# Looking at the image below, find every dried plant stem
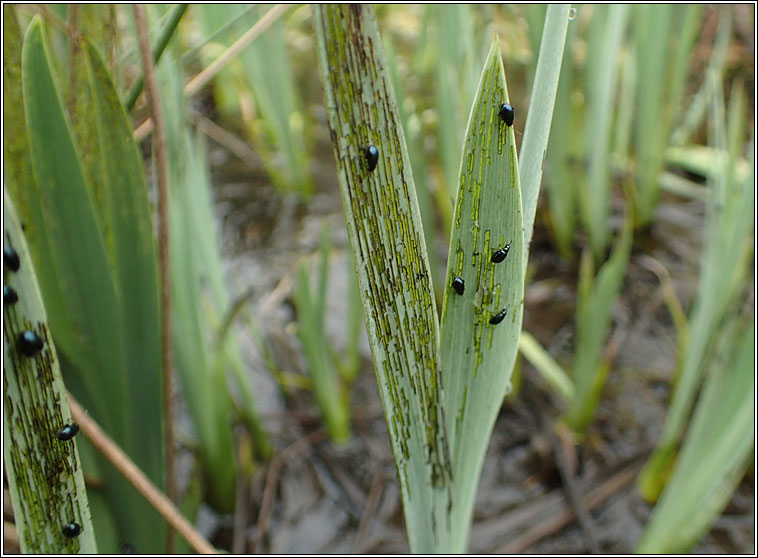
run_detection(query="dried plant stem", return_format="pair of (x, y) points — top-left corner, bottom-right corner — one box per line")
(253, 429), (327, 552)
(185, 3), (289, 97)
(134, 4), (291, 142)
(189, 107), (259, 168)
(125, 4), (189, 111)
(132, 4), (175, 553)
(67, 394), (218, 555)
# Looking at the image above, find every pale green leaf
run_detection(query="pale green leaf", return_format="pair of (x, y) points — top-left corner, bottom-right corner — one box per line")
(158, 41), (237, 510)
(581, 4), (628, 258)
(637, 320), (754, 552)
(640, 79), (754, 500)
(295, 227), (351, 443)
(633, 4), (673, 224)
(3, 190), (97, 554)
(518, 331), (574, 401)
(521, 4), (571, 256)
(563, 217), (632, 433)
(439, 37), (525, 551)
(543, 6), (580, 258)
(315, 5), (452, 552)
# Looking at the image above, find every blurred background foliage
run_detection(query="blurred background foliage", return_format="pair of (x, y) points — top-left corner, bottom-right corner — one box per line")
(3, 3), (754, 554)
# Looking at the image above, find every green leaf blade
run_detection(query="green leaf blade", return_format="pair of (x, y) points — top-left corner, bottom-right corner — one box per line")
(637, 321), (755, 553)
(22, 15), (127, 439)
(21, 16), (167, 550)
(315, 5), (452, 552)
(563, 218), (632, 433)
(521, 4), (571, 255)
(79, 37), (164, 492)
(439, 37), (525, 551)
(3, 190), (98, 554)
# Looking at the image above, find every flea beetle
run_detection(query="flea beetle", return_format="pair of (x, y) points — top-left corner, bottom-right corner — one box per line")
(4, 246), (20, 272)
(452, 276), (465, 295)
(18, 330), (44, 356)
(56, 423), (80, 442)
(62, 522), (81, 538)
(365, 145), (379, 172)
(491, 244), (510, 263)
(489, 308), (507, 325)
(4, 285), (19, 306)
(499, 103), (515, 127)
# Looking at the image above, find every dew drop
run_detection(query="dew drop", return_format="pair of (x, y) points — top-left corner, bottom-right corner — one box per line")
(568, 7), (577, 20)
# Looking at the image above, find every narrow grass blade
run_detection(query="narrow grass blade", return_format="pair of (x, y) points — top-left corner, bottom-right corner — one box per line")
(294, 226), (351, 443)
(3, 6), (65, 361)
(612, 44), (637, 163)
(563, 216), (633, 434)
(543, 8), (580, 258)
(520, 4), (571, 258)
(666, 5), (705, 128)
(639, 80), (754, 500)
(233, 4), (311, 194)
(637, 320), (755, 553)
(158, 42), (238, 511)
(167, 134), (237, 512)
(632, 4), (673, 225)
(408, 6), (455, 238)
(125, 3), (188, 110)
(671, 10), (731, 147)
(192, 124), (271, 461)
(315, 5), (452, 552)
(3, 190), (97, 554)
(439, 38), (525, 551)
(581, 5), (628, 259)
(523, 5), (548, 64)
(518, 331), (574, 401)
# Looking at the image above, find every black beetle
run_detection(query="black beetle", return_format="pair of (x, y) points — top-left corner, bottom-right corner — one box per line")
(452, 276), (465, 295)
(499, 103), (515, 127)
(489, 308), (507, 325)
(4, 285), (19, 306)
(56, 423), (80, 442)
(491, 244), (510, 263)
(17, 330), (44, 356)
(62, 522), (81, 538)
(4, 246), (20, 272)
(365, 145), (379, 172)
